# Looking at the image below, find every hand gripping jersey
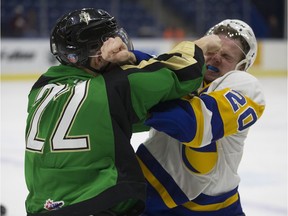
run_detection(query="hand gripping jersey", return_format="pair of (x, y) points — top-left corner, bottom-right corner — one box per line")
(137, 71), (265, 216)
(25, 41), (205, 215)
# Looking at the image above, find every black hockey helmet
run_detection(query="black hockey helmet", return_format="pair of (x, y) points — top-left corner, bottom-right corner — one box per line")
(50, 8), (133, 67)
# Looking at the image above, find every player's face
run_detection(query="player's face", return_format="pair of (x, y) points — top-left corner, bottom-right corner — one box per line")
(204, 35), (244, 84)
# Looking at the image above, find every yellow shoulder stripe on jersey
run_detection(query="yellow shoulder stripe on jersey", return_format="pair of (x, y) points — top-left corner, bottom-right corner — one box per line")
(182, 192), (239, 211)
(208, 88), (265, 136)
(182, 88), (265, 148)
(136, 156), (177, 208)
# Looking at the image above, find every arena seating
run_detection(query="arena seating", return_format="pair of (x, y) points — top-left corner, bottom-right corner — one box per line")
(0, 0), (271, 38)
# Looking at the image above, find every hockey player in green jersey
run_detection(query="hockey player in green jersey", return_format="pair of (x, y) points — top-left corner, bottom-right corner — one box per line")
(24, 8), (221, 216)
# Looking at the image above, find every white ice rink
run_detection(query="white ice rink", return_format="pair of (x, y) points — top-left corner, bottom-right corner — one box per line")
(1, 77), (287, 216)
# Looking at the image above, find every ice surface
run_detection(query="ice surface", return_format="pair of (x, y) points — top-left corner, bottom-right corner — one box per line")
(1, 77), (287, 215)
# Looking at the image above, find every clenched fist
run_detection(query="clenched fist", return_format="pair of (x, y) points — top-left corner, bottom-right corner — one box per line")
(194, 34), (222, 54)
(100, 37), (136, 65)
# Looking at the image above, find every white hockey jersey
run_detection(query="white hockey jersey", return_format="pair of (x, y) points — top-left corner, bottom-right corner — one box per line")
(136, 70), (265, 210)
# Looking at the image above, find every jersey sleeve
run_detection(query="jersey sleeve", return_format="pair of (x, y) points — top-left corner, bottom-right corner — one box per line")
(131, 50), (154, 64)
(125, 41), (206, 124)
(145, 71), (266, 147)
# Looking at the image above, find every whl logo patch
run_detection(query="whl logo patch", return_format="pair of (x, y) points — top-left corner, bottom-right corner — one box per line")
(44, 199), (64, 211)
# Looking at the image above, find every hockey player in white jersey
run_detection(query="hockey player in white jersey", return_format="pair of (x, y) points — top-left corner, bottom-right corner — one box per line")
(135, 19), (266, 216)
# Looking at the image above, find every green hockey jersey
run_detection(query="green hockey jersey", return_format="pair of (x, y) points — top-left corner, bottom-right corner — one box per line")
(25, 41), (205, 215)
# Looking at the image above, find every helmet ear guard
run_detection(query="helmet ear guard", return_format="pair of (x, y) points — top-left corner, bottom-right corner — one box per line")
(206, 19), (257, 71)
(50, 8), (133, 68)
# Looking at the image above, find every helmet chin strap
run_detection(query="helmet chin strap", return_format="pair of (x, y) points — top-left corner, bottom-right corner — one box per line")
(235, 59), (248, 71)
(67, 55), (111, 75)
(83, 59), (111, 75)
(84, 64), (102, 74)
(223, 35), (249, 71)
(67, 61), (102, 75)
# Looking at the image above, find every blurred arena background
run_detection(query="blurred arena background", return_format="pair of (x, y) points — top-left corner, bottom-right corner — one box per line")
(1, 0), (287, 38)
(1, 0), (287, 215)
(1, 0), (287, 79)
(1, 0), (287, 80)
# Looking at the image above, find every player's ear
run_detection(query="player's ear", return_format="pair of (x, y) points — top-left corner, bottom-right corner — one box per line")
(90, 56), (103, 69)
(90, 56), (110, 71)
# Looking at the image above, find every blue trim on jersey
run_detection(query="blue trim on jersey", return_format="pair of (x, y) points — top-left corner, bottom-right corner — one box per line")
(193, 187), (238, 205)
(176, 99), (197, 141)
(142, 182), (175, 216)
(137, 144), (189, 205)
(238, 107), (258, 130)
(145, 95), (225, 143)
(142, 184), (244, 216)
(181, 142), (217, 174)
(171, 201), (243, 216)
(181, 146), (200, 173)
(145, 99), (197, 142)
(189, 142), (217, 152)
(131, 50), (153, 64)
(200, 94), (224, 141)
(199, 85), (209, 94)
